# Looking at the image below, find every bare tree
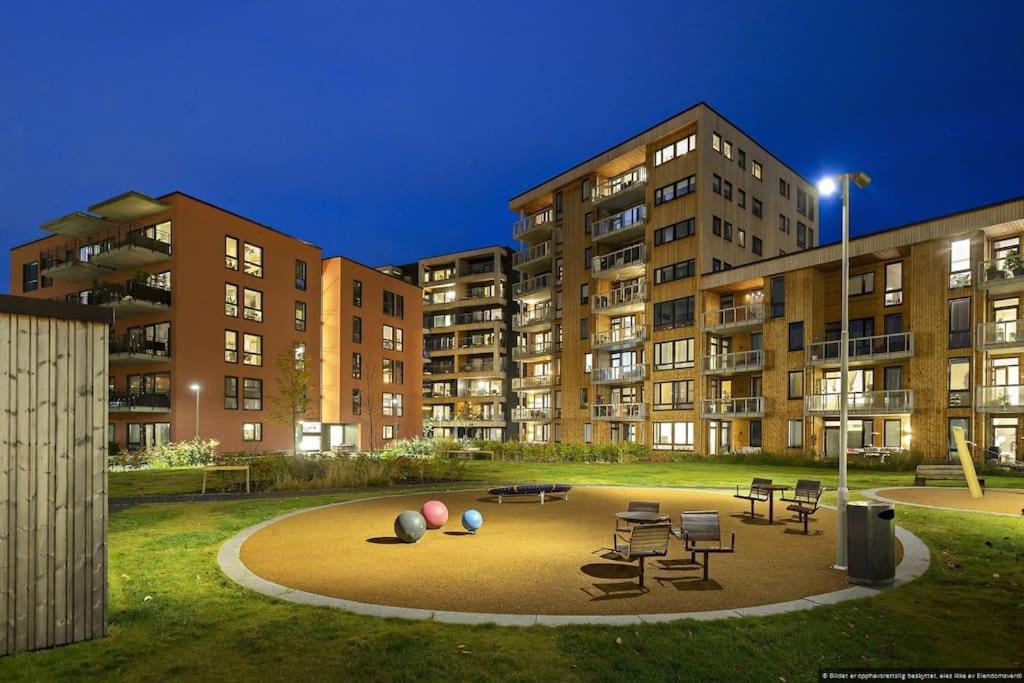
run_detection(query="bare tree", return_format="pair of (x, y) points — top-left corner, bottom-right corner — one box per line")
(362, 361), (383, 454)
(268, 341), (312, 454)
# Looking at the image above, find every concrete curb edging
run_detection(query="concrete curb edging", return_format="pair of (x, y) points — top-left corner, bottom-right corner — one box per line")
(863, 487), (1024, 518)
(217, 487), (931, 627)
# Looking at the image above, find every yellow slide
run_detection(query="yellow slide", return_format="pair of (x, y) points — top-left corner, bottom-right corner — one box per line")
(952, 426), (984, 499)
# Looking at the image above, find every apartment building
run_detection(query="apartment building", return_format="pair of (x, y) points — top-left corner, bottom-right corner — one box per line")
(400, 246), (516, 441)
(10, 191), (321, 452)
(510, 102), (818, 446)
(321, 256), (423, 450)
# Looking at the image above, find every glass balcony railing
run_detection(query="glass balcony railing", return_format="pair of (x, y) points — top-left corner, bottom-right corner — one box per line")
(512, 208), (554, 240)
(805, 332), (914, 366)
(512, 305), (553, 329)
(976, 385), (1024, 412)
(701, 349), (764, 375)
(513, 241), (551, 268)
(511, 374), (558, 391)
(109, 391), (171, 412)
(804, 390), (913, 415)
(979, 256), (1024, 289)
(592, 205), (646, 241)
(591, 282), (647, 314)
(590, 403), (647, 421)
(700, 397), (765, 419)
(978, 319), (1024, 349)
(703, 303), (764, 332)
(511, 406), (560, 421)
(592, 243), (646, 277)
(512, 340), (559, 360)
(592, 166), (647, 206)
(513, 273), (552, 300)
(591, 364), (647, 385)
(591, 325), (647, 349)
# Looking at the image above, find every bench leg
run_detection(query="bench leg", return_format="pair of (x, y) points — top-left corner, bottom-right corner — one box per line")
(540, 491), (545, 505)
(246, 467), (250, 494)
(498, 495), (503, 503)
(202, 470), (208, 495)
(802, 512), (809, 535)
(702, 552), (710, 581)
(637, 557), (645, 589)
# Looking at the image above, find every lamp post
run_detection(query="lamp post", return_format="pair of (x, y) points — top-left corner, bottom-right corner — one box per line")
(817, 171), (870, 570)
(190, 383), (201, 439)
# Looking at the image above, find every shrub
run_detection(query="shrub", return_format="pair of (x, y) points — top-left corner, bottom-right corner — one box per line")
(475, 440), (650, 463)
(143, 439), (220, 468)
(379, 436), (458, 459)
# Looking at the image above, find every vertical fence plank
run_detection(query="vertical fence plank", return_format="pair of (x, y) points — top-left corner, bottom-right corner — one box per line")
(14, 315), (30, 652)
(89, 323), (106, 637)
(71, 321), (87, 644)
(0, 313), (11, 656)
(53, 319), (69, 647)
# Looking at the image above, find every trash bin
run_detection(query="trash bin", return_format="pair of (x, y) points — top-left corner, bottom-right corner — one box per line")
(846, 501), (896, 586)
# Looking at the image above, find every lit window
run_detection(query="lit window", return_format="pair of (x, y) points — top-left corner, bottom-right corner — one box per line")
(243, 378), (263, 410)
(224, 330), (238, 363)
(653, 422), (694, 451)
(295, 260), (307, 290)
(225, 237), (239, 270)
(243, 288), (263, 322)
(242, 333), (263, 366)
(383, 392), (403, 417)
(752, 161), (763, 180)
(224, 376), (238, 409)
(353, 280), (362, 306)
(950, 238), (971, 288)
(225, 283), (239, 317)
(712, 132), (721, 152)
(295, 301), (307, 331)
(787, 420), (803, 448)
(885, 262), (903, 306)
(242, 422), (262, 442)
(382, 324), (403, 351)
(243, 242), (263, 277)
(382, 424), (395, 440)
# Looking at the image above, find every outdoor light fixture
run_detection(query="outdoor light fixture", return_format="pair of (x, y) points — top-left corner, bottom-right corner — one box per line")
(190, 384), (201, 439)
(818, 171), (871, 571)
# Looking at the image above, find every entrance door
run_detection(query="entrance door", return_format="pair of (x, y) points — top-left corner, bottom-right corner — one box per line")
(824, 421), (841, 457)
(708, 421), (731, 455)
(992, 417), (1018, 462)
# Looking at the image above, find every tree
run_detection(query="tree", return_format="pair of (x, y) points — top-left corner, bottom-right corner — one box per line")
(268, 342), (312, 454)
(362, 361), (383, 454)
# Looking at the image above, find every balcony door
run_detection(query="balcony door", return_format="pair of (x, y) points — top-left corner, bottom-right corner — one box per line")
(708, 421), (731, 455)
(992, 417), (1018, 462)
(990, 357), (1019, 386)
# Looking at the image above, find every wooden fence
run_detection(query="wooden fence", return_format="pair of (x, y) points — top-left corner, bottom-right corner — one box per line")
(0, 295), (111, 656)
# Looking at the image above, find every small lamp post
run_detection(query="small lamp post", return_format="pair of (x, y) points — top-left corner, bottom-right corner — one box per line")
(190, 383), (201, 439)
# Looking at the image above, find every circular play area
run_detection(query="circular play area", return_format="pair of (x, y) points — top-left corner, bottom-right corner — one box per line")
(220, 486), (926, 622)
(869, 487), (1024, 517)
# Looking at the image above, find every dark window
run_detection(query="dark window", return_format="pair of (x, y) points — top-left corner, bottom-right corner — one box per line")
(654, 218), (695, 246)
(383, 291), (404, 318)
(654, 260), (695, 285)
(948, 297), (971, 348)
(22, 261), (39, 292)
(580, 283), (589, 304)
(770, 277), (785, 317)
(224, 377), (238, 410)
(584, 212), (593, 234)
(584, 247), (592, 270)
(723, 222), (732, 241)
(353, 316), (362, 343)
(579, 318), (588, 339)
(352, 389), (362, 415)
(752, 198), (763, 218)
(654, 296), (695, 331)
(352, 352), (362, 379)
(788, 321), (804, 351)
(797, 222), (807, 248)
(243, 378), (263, 410)
(752, 236), (763, 256)
(712, 174), (721, 194)
(295, 260), (307, 290)
(554, 190), (563, 219)
(749, 420), (762, 448)
(353, 280), (362, 307)
(712, 216), (722, 236)
(581, 178), (590, 201)
(654, 175), (696, 205)
(884, 366), (902, 391)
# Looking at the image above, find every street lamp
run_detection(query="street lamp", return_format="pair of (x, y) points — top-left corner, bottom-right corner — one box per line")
(817, 171), (871, 571)
(190, 383), (201, 439)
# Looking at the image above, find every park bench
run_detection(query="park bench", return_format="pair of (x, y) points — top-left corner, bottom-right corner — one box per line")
(610, 523), (671, 589)
(671, 511), (735, 581)
(733, 477), (772, 518)
(202, 464), (251, 493)
(913, 465), (985, 488)
(781, 479), (824, 534)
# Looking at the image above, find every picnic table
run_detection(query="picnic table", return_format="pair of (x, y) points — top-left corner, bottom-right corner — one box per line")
(759, 484), (791, 524)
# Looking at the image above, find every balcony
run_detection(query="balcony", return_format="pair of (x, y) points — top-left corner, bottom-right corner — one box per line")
(513, 340), (559, 361)
(591, 325), (647, 352)
(978, 319), (1024, 351)
(592, 166), (647, 212)
(432, 417), (506, 428)
(512, 208), (554, 243)
(512, 305), (553, 332)
(512, 374), (558, 392)
(425, 338), (455, 355)
(591, 364), (647, 385)
(513, 241), (552, 274)
(41, 211), (111, 239)
(423, 294), (458, 310)
(702, 303), (764, 334)
(422, 269), (456, 286)
(804, 390), (913, 416)
(591, 282), (648, 316)
(90, 223), (172, 269)
(90, 280), (171, 317)
(457, 359), (506, 377)
(109, 333), (171, 365)
(978, 256), (1024, 293)
(425, 311), (503, 331)
(591, 403), (647, 421)
(700, 397), (765, 419)
(701, 349), (765, 376)
(460, 262), (497, 281)
(109, 391), (170, 413)
(592, 205), (646, 245)
(805, 332), (915, 367)
(976, 385), (1024, 413)
(513, 273), (552, 304)
(511, 406), (560, 421)
(39, 245), (111, 282)
(592, 243), (647, 280)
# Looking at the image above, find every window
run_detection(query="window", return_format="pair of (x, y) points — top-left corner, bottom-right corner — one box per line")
(654, 218), (695, 246)
(770, 277), (785, 317)
(712, 132), (721, 151)
(779, 178), (790, 198)
(654, 259), (695, 285)
(797, 222), (807, 248)
(352, 352), (362, 379)
(885, 262), (903, 306)
(949, 297), (971, 348)
(295, 260), (307, 290)
(778, 214), (790, 234)
(653, 422), (695, 451)
(884, 419), (902, 449)
(382, 324), (403, 351)
(787, 322), (804, 351)
(294, 301), (307, 331)
(788, 371), (804, 399)
(712, 174), (721, 194)
(579, 388), (589, 408)
(22, 261), (39, 292)
(584, 247), (592, 270)
(737, 229), (746, 248)
(243, 288), (263, 322)
(243, 378), (263, 410)
(243, 242), (263, 277)
(224, 377), (238, 410)
(654, 380), (694, 409)
(653, 175), (696, 205)
(579, 317), (589, 339)
(585, 212), (593, 234)
(712, 258), (723, 272)
(787, 419), (803, 448)
(383, 291), (404, 318)
(382, 358), (404, 385)
(654, 297), (695, 330)
(797, 188), (808, 216)
(948, 357), (970, 406)
(712, 216), (722, 236)
(353, 280), (362, 306)
(737, 189), (746, 208)
(722, 140), (732, 160)
(653, 338), (694, 370)
(584, 352), (593, 373)
(580, 177), (590, 201)
(849, 272), (875, 296)
(752, 198), (763, 218)
(242, 333), (263, 366)
(749, 420), (762, 448)
(353, 316), (362, 343)
(723, 181), (732, 201)
(583, 423), (592, 444)
(752, 236), (763, 256)
(225, 236), (239, 270)
(653, 133), (696, 166)
(580, 283), (589, 304)
(723, 222), (733, 241)
(383, 392), (403, 417)
(752, 160), (763, 180)
(242, 423), (262, 442)
(352, 389), (362, 415)
(554, 190), (563, 219)
(950, 238), (971, 288)
(224, 330), (239, 363)
(737, 149), (746, 169)
(225, 283), (239, 317)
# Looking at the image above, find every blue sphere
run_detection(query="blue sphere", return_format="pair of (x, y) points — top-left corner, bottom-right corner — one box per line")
(461, 508), (483, 533)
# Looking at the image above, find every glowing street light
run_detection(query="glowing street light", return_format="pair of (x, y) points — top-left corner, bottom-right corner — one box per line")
(818, 171), (871, 571)
(190, 383), (201, 439)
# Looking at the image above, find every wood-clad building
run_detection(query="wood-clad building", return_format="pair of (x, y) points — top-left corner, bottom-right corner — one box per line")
(0, 294), (112, 656)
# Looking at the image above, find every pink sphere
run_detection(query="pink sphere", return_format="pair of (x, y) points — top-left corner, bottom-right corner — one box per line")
(420, 500), (449, 529)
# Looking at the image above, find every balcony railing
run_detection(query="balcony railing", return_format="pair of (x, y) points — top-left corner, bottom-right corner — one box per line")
(591, 282), (648, 314)
(513, 273), (552, 300)
(511, 406), (560, 421)
(592, 243), (646, 278)
(513, 241), (551, 269)
(703, 303), (764, 332)
(426, 311), (504, 329)
(979, 256), (1024, 290)
(976, 385), (1024, 413)
(423, 269), (456, 284)
(592, 166), (647, 207)
(591, 325), (647, 350)
(425, 338), (455, 352)
(458, 338), (495, 350)
(41, 221), (172, 279)
(512, 208), (554, 240)
(590, 403), (647, 421)
(109, 391), (171, 412)
(513, 340), (559, 360)
(701, 349), (764, 375)
(592, 205), (646, 241)
(804, 390), (913, 416)
(805, 332), (915, 366)
(512, 305), (553, 329)
(461, 262), (496, 277)
(89, 280), (172, 310)
(591, 364), (647, 385)
(512, 374), (558, 391)
(109, 333), (170, 361)
(700, 397), (765, 419)
(978, 319), (1024, 349)
(457, 359), (506, 374)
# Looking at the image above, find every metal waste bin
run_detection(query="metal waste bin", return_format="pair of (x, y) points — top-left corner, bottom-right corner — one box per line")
(846, 501), (896, 586)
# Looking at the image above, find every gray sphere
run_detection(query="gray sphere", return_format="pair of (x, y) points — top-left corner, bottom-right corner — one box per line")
(394, 510), (427, 543)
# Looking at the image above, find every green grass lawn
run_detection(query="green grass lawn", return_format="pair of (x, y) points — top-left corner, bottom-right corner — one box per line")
(6, 462), (1021, 680)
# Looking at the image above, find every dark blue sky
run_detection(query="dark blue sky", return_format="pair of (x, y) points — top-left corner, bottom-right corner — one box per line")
(2, 1), (1022, 287)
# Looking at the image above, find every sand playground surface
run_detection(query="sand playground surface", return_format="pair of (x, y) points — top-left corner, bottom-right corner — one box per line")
(874, 487), (1024, 516)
